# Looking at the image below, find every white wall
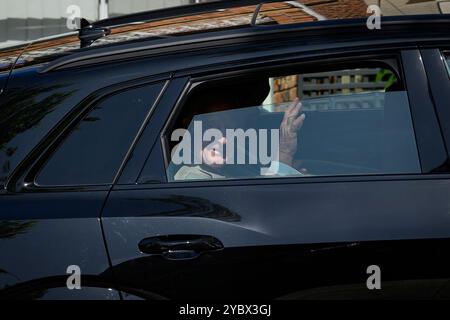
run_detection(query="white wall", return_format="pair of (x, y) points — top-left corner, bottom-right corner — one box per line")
(0, 0), (192, 46)
(0, 0), (98, 20)
(108, 0), (191, 16)
(0, 0), (100, 44)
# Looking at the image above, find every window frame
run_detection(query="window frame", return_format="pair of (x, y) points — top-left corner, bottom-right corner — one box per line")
(129, 50), (445, 187)
(6, 76), (169, 192)
(165, 58), (403, 157)
(421, 48), (450, 167)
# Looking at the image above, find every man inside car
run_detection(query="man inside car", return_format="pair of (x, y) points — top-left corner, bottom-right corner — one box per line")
(169, 78), (306, 181)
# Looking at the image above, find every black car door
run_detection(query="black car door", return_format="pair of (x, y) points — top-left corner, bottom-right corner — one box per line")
(0, 79), (166, 299)
(102, 49), (450, 300)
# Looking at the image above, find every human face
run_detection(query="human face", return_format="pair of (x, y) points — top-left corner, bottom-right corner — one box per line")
(202, 136), (227, 168)
(200, 110), (234, 168)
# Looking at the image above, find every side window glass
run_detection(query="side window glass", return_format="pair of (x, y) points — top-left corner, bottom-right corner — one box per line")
(35, 83), (163, 186)
(163, 64), (420, 182)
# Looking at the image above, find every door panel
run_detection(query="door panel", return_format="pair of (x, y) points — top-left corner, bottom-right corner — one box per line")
(0, 190), (116, 299)
(102, 179), (450, 299)
(0, 77), (169, 299)
(102, 51), (450, 299)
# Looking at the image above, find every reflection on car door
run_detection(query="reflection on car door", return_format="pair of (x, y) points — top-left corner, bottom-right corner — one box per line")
(101, 53), (450, 300)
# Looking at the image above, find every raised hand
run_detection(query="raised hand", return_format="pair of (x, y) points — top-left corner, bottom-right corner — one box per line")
(279, 97), (305, 166)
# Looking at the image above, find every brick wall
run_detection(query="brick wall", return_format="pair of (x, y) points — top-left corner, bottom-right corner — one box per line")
(269, 0), (369, 105)
(311, 0), (369, 19)
(272, 75), (299, 104)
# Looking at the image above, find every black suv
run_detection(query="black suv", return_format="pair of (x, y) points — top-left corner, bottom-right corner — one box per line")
(1, 0), (450, 300)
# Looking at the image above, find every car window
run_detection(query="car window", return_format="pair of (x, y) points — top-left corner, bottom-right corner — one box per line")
(162, 65), (420, 182)
(35, 83), (163, 186)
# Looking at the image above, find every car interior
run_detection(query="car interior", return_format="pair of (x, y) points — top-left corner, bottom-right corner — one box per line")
(166, 60), (419, 181)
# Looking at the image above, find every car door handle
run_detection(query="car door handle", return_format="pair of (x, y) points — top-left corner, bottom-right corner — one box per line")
(138, 235), (224, 260)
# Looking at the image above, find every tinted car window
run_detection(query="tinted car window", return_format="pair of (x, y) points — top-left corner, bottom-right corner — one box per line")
(36, 83), (163, 186)
(164, 67), (420, 182)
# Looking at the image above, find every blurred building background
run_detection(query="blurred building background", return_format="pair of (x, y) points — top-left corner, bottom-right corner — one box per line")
(0, 0), (445, 48)
(0, 0), (194, 48)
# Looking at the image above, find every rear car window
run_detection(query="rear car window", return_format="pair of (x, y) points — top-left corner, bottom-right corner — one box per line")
(35, 83), (163, 186)
(162, 65), (420, 182)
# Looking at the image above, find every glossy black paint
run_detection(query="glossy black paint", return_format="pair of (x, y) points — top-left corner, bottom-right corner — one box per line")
(102, 177), (450, 299)
(105, 238), (450, 299)
(102, 45), (450, 299)
(401, 50), (449, 172)
(1, 15), (450, 299)
(421, 48), (450, 160)
(0, 74), (7, 95)
(0, 216), (115, 298)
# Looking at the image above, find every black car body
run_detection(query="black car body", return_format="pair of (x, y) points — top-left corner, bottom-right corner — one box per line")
(1, 0), (450, 300)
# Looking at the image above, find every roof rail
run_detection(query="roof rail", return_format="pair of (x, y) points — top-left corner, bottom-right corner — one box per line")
(65, 0), (450, 49)
(43, 15), (450, 74)
(76, 0), (284, 48)
(92, 0), (283, 28)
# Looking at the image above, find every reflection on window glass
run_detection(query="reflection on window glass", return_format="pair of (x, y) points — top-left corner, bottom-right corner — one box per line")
(36, 84), (162, 186)
(165, 68), (420, 182)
